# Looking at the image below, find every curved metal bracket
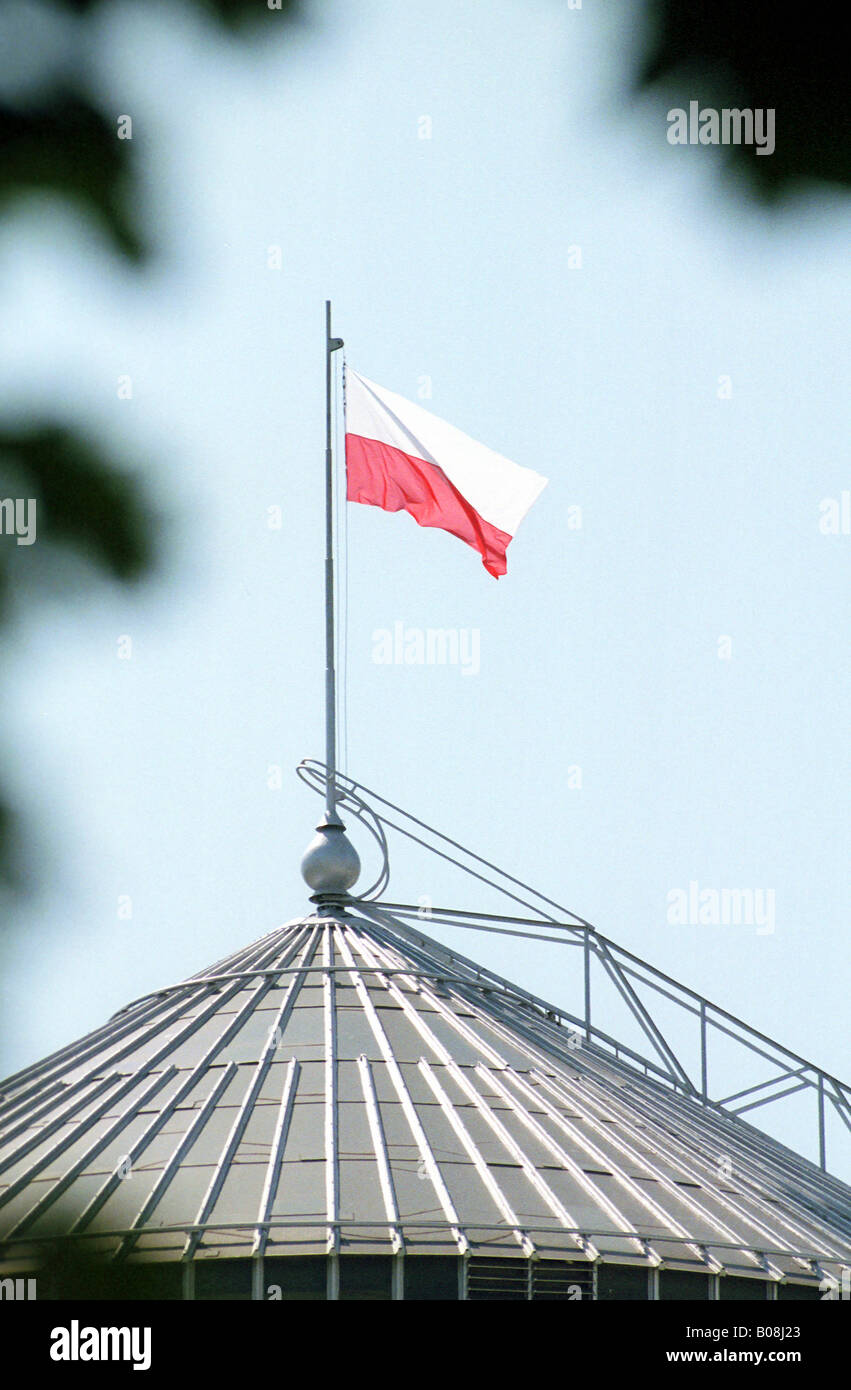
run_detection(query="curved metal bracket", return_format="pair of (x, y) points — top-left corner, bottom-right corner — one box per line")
(297, 760), (390, 900)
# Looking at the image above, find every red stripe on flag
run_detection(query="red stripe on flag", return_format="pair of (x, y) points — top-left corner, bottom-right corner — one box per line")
(345, 433), (512, 578)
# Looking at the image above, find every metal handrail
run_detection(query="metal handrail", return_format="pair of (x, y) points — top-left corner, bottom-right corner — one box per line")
(0, 1219), (844, 1268)
(298, 762), (851, 1177)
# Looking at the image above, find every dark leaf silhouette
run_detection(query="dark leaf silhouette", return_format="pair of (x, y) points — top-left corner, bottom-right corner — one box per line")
(0, 92), (143, 261)
(0, 0), (300, 896)
(636, 1), (850, 198)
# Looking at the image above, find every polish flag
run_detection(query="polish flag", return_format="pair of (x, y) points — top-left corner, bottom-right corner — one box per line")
(345, 369), (548, 577)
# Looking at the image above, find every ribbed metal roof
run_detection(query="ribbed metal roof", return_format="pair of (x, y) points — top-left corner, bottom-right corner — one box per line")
(1, 902), (849, 1285)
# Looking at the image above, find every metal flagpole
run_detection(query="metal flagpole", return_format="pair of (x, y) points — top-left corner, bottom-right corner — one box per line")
(300, 304), (361, 900)
(325, 301), (344, 823)
(300, 300), (359, 902)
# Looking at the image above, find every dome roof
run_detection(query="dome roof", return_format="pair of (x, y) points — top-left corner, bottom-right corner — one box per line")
(1, 902), (848, 1288)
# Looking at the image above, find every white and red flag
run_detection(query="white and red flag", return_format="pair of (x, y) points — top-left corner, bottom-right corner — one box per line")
(345, 369), (547, 577)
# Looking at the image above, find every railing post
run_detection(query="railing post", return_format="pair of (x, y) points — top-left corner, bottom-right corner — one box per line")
(700, 1000), (708, 1105)
(818, 1073), (826, 1171)
(584, 931), (591, 1041)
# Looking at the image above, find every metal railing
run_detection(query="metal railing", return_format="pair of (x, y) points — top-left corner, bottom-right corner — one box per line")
(297, 760), (851, 1180)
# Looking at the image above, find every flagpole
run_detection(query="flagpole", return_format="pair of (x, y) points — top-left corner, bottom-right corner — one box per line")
(300, 302), (360, 901)
(325, 300), (344, 823)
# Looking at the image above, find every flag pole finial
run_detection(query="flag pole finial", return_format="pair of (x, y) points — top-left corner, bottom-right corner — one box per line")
(301, 818), (361, 901)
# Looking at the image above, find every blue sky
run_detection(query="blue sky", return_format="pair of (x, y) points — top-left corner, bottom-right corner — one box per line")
(0, 0), (848, 1174)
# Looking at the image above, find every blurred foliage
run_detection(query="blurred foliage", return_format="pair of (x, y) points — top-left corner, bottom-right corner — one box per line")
(636, 1), (850, 198)
(0, 0), (299, 893)
(0, 89), (143, 259)
(0, 425), (154, 587)
(0, 1198), (184, 1297)
(16, 1234), (184, 1301)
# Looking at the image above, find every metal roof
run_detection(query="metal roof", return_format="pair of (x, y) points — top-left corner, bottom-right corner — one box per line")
(1, 901), (849, 1283)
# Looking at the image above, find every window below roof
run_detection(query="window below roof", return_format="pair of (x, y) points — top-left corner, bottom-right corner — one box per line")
(719, 1276), (768, 1301)
(777, 1282), (822, 1300)
(598, 1264), (649, 1300)
(466, 1257), (595, 1301)
(264, 1256), (327, 1300)
(338, 1254), (393, 1300)
(467, 1257), (529, 1300)
(195, 1260), (253, 1301)
(658, 1270), (711, 1300)
(531, 1260), (594, 1301)
(118, 1263), (184, 1301)
(404, 1256), (460, 1300)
